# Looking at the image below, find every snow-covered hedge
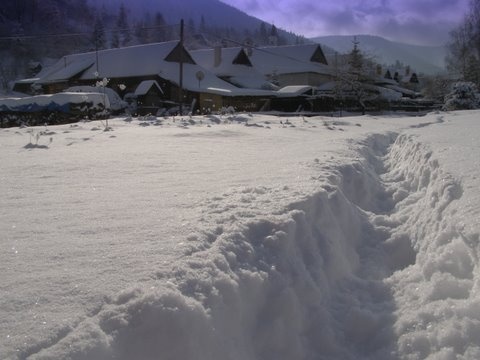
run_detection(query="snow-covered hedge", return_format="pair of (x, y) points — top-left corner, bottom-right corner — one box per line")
(65, 86), (126, 113)
(0, 92), (110, 114)
(443, 81), (480, 111)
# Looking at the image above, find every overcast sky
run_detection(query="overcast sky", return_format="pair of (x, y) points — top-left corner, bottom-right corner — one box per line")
(220, 0), (470, 45)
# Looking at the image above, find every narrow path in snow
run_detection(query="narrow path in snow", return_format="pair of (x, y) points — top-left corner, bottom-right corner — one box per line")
(325, 130), (477, 360)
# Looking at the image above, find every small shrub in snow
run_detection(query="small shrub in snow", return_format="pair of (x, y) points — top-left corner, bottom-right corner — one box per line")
(443, 82), (480, 111)
(219, 106), (235, 115)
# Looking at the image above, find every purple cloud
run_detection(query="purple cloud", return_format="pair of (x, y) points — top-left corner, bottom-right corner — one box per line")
(220, 0), (470, 45)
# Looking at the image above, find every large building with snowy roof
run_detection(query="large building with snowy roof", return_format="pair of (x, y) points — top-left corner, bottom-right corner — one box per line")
(13, 41), (341, 114)
(14, 41), (280, 113)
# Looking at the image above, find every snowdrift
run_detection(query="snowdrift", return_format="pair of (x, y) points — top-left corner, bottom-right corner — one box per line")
(18, 120), (479, 360)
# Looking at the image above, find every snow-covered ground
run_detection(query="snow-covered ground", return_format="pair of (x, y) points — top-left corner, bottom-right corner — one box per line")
(1, 111), (480, 360)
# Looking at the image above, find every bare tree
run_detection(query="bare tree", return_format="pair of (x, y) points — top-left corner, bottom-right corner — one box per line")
(446, 0), (480, 85)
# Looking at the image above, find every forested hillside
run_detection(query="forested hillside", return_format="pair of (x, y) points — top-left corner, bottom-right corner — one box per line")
(0, 0), (305, 92)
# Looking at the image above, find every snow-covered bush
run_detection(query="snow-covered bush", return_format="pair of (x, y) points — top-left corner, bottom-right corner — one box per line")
(443, 81), (480, 111)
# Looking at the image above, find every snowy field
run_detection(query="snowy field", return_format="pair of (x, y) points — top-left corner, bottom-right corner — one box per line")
(1, 110), (480, 360)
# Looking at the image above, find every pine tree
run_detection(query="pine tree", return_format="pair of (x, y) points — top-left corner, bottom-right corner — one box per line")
(200, 15), (206, 33)
(410, 73), (419, 84)
(111, 31), (120, 48)
(259, 22), (268, 44)
(134, 21), (147, 44)
(270, 24), (278, 37)
(348, 37), (363, 75)
(152, 12), (167, 42)
(116, 3), (130, 47)
(188, 18), (196, 34)
(269, 24), (278, 45)
(92, 16), (106, 50)
(346, 37), (369, 114)
(465, 55), (480, 84)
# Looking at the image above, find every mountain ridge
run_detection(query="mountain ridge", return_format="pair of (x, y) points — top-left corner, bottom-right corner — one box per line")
(311, 34), (447, 75)
(89, 0), (303, 46)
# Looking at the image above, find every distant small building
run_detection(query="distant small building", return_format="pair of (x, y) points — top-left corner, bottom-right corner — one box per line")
(125, 80), (165, 115)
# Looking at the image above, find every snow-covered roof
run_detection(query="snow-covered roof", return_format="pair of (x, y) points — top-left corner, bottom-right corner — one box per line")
(249, 44), (332, 76)
(191, 44), (333, 79)
(191, 47), (277, 90)
(191, 47), (253, 76)
(134, 80), (164, 96)
(227, 76), (278, 90)
(32, 42), (265, 97)
(37, 57), (94, 84)
(15, 78), (40, 84)
(76, 42), (180, 80)
(276, 85), (314, 97)
(316, 81), (337, 92)
(384, 84), (417, 97)
(154, 60), (275, 97)
(29, 42), (334, 98)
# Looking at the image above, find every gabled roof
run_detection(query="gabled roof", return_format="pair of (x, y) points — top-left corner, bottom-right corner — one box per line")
(191, 47), (255, 76)
(276, 85), (315, 97)
(36, 42), (180, 84)
(164, 42), (196, 64)
(31, 42), (268, 96)
(259, 44), (328, 65)
(191, 47), (275, 90)
(232, 50), (253, 66)
(36, 58), (94, 84)
(135, 80), (164, 96)
(248, 44), (332, 76)
(191, 44), (332, 77)
(310, 45), (329, 65)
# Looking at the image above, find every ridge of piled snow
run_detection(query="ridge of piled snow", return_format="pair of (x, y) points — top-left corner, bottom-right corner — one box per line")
(1, 112), (480, 359)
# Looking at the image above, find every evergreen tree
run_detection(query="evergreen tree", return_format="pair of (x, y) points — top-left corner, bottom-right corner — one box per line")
(92, 16), (106, 50)
(348, 37), (364, 75)
(443, 81), (479, 110)
(187, 18), (196, 33)
(152, 12), (167, 42)
(259, 22), (268, 44)
(269, 24), (278, 45)
(465, 54), (480, 84)
(111, 31), (120, 48)
(270, 24), (278, 37)
(134, 20), (147, 44)
(346, 37), (370, 114)
(116, 3), (130, 47)
(410, 73), (419, 84)
(200, 15), (206, 33)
